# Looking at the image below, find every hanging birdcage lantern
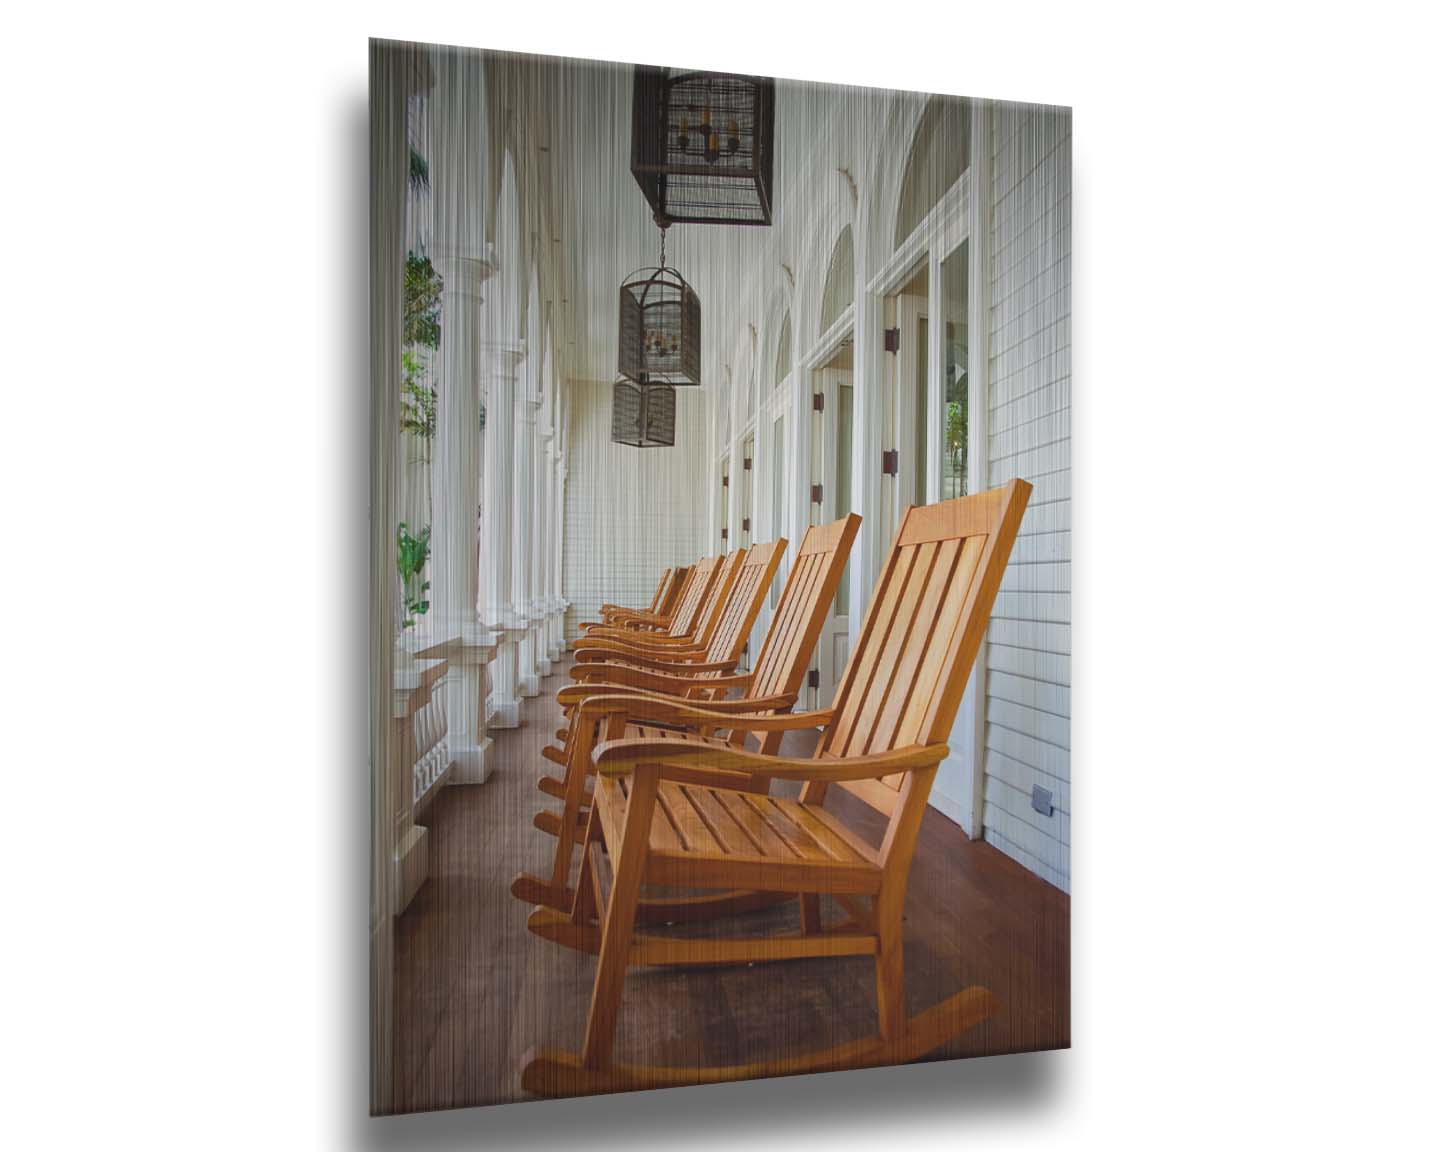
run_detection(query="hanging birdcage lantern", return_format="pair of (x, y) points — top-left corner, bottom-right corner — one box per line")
(631, 66), (775, 227)
(618, 226), (702, 387)
(611, 378), (677, 448)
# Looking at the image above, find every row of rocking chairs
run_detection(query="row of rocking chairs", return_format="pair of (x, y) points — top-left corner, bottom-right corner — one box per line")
(511, 479), (1033, 1096)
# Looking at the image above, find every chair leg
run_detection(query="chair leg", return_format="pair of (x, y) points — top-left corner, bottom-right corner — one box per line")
(579, 767), (658, 1071)
(873, 882), (909, 1042)
(570, 841), (595, 921)
(874, 932), (907, 1042)
(552, 713), (603, 891)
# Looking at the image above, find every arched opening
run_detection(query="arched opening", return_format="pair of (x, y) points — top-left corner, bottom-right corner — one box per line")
(773, 310), (791, 389)
(894, 95), (971, 248)
(818, 225), (854, 334)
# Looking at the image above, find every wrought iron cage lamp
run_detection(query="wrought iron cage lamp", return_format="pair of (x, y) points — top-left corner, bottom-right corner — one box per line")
(618, 228), (702, 387)
(631, 66), (775, 227)
(611, 378), (677, 448)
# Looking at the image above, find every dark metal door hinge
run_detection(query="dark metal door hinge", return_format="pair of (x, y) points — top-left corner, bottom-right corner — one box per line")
(810, 483), (823, 504)
(812, 392), (825, 412)
(881, 449), (899, 475)
(883, 327), (900, 353)
(807, 668), (820, 689)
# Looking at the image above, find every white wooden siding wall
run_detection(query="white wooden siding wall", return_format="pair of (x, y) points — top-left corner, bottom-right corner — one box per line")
(982, 103), (1072, 891)
(562, 380), (708, 637)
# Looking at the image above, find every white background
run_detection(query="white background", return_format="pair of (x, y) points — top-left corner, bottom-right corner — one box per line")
(1, 2), (1437, 1147)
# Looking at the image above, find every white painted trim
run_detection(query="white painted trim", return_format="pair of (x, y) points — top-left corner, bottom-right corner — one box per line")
(803, 304), (856, 375)
(867, 170), (972, 299)
(964, 100), (995, 841)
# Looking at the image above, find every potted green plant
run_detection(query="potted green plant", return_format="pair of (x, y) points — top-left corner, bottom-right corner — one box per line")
(396, 521), (432, 629)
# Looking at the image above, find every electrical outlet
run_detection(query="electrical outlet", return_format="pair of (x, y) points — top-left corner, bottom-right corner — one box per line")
(1031, 785), (1054, 818)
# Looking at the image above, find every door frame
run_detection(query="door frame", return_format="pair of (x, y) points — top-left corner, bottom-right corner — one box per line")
(797, 311), (854, 710)
(858, 107), (992, 838)
(754, 373), (793, 648)
(809, 361), (852, 709)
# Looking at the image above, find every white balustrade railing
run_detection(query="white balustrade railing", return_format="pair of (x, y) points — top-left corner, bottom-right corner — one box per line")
(411, 678), (451, 806)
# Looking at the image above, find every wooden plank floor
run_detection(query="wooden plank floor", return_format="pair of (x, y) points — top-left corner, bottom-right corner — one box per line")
(393, 655), (1069, 1113)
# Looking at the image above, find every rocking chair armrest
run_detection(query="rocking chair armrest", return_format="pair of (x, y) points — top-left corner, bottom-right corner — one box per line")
(570, 664), (753, 692)
(619, 617), (675, 632)
(574, 651), (735, 674)
(614, 630), (703, 646)
(581, 617), (669, 636)
(574, 626), (688, 647)
(573, 643), (711, 666)
(557, 683), (793, 713)
(593, 734), (951, 783)
(580, 619), (655, 635)
(667, 691), (798, 714)
(575, 693), (832, 735)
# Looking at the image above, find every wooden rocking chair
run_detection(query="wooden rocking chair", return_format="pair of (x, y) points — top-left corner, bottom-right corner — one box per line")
(578, 554), (721, 644)
(520, 480), (1031, 1097)
(572, 540), (785, 689)
(528, 542), (783, 843)
(592, 565), (687, 628)
(573, 548), (745, 660)
(512, 516), (860, 915)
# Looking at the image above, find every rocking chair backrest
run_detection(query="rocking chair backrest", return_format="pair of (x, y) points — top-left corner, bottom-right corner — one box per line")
(818, 481), (1032, 815)
(668, 555), (721, 637)
(689, 549), (746, 649)
(748, 514), (862, 702)
(702, 539), (787, 665)
(647, 568), (674, 613)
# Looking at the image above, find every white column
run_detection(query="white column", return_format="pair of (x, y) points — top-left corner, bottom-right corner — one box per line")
(430, 255), (497, 781)
(554, 457), (569, 649)
(534, 436), (555, 677)
(481, 341), (524, 727)
(545, 447), (564, 664)
(513, 394), (541, 697)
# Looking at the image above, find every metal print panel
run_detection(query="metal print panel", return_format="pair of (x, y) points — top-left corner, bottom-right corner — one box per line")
(368, 36), (1071, 1115)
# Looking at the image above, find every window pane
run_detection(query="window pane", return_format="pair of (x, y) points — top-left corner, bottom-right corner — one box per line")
(940, 241), (969, 500)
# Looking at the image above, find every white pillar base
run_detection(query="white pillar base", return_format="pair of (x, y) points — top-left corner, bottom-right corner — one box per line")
(516, 614), (541, 697)
(447, 736), (493, 784)
(489, 698), (520, 729)
(488, 631), (522, 728)
(546, 604), (565, 666)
